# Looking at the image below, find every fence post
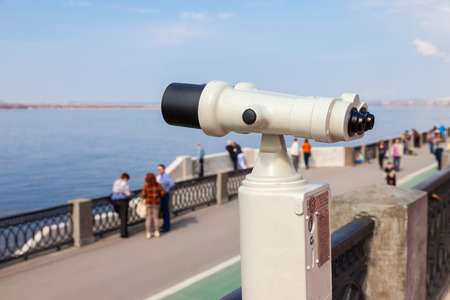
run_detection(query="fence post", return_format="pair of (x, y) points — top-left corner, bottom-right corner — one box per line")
(330, 184), (428, 300)
(344, 147), (354, 166)
(216, 172), (229, 205)
(67, 198), (95, 247)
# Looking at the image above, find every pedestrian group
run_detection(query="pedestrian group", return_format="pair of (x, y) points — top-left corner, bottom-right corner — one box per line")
(110, 164), (174, 240)
(380, 124), (447, 186)
(110, 124), (447, 239)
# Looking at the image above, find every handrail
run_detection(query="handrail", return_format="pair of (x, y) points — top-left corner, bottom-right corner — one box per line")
(92, 189), (143, 237)
(227, 168), (252, 200)
(331, 217), (375, 258)
(0, 204), (73, 264)
(170, 174), (218, 216)
(412, 167), (450, 300)
(331, 217), (374, 300)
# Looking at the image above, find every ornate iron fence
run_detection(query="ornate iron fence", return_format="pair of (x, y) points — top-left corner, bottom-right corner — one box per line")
(331, 217), (374, 300)
(413, 167), (450, 300)
(227, 168), (252, 200)
(0, 205), (73, 264)
(220, 217), (375, 300)
(92, 190), (144, 237)
(171, 175), (217, 216)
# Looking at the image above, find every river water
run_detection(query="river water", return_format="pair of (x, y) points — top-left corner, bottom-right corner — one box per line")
(1, 106), (449, 217)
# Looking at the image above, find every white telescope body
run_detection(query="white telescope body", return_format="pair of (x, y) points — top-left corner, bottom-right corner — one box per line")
(162, 80), (374, 143)
(161, 80), (374, 300)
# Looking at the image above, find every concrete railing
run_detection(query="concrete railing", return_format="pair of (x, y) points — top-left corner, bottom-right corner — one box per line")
(331, 184), (428, 300)
(166, 127), (450, 182)
(331, 167), (450, 300)
(166, 148), (259, 182)
(167, 146), (354, 182)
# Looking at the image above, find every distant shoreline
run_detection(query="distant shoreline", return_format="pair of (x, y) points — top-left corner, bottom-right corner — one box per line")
(1, 99), (450, 110)
(0, 102), (161, 110)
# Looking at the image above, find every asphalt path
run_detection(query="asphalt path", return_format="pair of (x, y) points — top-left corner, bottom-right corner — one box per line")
(0, 144), (442, 300)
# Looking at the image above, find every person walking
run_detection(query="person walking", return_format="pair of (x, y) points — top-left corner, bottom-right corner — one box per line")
(402, 130), (410, 154)
(142, 173), (164, 239)
(412, 128), (420, 148)
(157, 164), (175, 232)
(434, 142), (444, 170)
(290, 138), (300, 171)
(234, 141), (247, 169)
(439, 123), (447, 142)
(226, 140), (237, 171)
(383, 162), (396, 186)
(428, 128), (436, 154)
(392, 138), (403, 171)
(355, 151), (365, 164)
(302, 139), (312, 169)
(111, 172), (133, 238)
(378, 140), (387, 169)
(196, 143), (205, 177)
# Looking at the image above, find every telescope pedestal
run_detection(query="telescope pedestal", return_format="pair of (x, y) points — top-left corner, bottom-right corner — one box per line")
(238, 134), (332, 299)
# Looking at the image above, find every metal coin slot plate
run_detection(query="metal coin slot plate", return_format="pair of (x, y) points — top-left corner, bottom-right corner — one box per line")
(307, 191), (330, 267)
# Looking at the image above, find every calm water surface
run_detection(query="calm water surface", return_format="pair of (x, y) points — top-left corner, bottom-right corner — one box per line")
(0, 107), (449, 217)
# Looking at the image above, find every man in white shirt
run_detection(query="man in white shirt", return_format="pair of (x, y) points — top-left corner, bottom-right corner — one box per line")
(290, 138), (300, 171)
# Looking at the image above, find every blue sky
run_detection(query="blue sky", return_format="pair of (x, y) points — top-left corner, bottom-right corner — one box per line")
(0, 0), (449, 104)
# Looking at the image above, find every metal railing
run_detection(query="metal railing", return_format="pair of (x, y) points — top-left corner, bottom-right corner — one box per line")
(221, 217), (375, 300)
(413, 167), (450, 300)
(171, 174), (217, 216)
(227, 168), (252, 200)
(331, 217), (374, 300)
(92, 189), (144, 237)
(92, 174), (223, 236)
(91, 170), (253, 236)
(0, 204), (73, 264)
(364, 143), (377, 162)
(0, 169), (246, 256)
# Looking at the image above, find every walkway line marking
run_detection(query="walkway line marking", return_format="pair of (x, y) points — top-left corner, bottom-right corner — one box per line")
(397, 163), (437, 186)
(145, 255), (241, 300)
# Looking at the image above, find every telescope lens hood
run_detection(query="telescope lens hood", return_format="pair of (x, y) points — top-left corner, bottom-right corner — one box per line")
(161, 83), (206, 129)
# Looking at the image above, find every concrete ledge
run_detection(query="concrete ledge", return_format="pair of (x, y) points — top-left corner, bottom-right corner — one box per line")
(167, 146), (357, 182)
(331, 184), (428, 300)
(442, 150), (450, 169)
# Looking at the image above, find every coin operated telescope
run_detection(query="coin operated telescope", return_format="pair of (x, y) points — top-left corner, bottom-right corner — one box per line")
(161, 80), (374, 299)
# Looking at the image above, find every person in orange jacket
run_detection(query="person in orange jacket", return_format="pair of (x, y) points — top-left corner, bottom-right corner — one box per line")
(302, 139), (311, 169)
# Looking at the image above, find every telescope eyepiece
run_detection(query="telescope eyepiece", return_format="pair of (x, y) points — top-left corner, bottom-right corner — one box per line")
(360, 107), (375, 131)
(348, 107), (375, 136)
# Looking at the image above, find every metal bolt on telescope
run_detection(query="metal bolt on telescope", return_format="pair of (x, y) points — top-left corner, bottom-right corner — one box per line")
(161, 80), (374, 300)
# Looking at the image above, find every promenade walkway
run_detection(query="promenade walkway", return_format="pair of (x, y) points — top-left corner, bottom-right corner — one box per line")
(0, 143), (446, 300)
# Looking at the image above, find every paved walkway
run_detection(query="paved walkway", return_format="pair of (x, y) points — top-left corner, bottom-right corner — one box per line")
(0, 143), (446, 300)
